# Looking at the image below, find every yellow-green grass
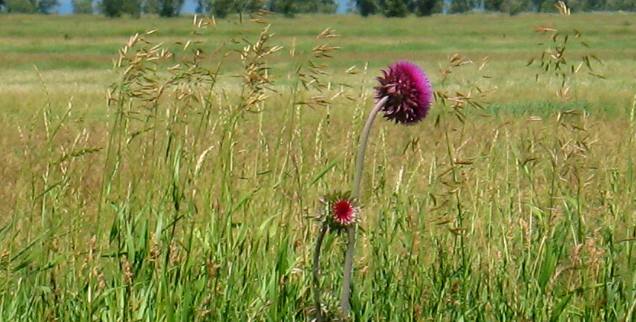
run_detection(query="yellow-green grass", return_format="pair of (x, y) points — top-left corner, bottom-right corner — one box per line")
(0, 13), (635, 320)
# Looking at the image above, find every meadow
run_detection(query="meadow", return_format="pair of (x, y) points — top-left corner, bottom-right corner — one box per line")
(0, 12), (635, 320)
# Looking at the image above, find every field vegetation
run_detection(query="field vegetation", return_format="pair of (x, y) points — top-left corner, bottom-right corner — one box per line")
(0, 12), (635, 320)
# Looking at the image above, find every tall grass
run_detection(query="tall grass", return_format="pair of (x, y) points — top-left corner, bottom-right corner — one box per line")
(1, 13), (635, 321)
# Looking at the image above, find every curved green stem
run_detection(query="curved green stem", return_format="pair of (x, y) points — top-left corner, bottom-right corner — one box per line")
(351, 97), (388, 199)
(312, 221), (328, 321)
(340, 96), (388, 315)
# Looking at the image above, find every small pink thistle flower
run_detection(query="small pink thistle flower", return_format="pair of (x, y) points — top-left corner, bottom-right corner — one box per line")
(375, 61), (433, 124)
(331, 199), (359, 227)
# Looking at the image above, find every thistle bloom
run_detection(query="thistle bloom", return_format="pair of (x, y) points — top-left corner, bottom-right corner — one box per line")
(330, 199), (359, 227)
(375, 61), (433, 124)
(314, 60), (431, 318)
(339, 61), (433, 315)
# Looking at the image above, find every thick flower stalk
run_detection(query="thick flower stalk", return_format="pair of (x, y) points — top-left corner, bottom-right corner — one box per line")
(340, 61), (433, 314)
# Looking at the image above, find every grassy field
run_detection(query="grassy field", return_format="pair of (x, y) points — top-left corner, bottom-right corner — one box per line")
(2, 13), (636, 115)
(1, 12), (635, 320)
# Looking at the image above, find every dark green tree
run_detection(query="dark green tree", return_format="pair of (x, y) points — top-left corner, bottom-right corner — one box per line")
(537, 0), (553, 10)
(355, 0), (378, 16)
(5, 0), (34, 12)
(35, 0), (56, 12)
(73, 0), (93, 13)
(143, 0), (159, 13)
(236, 0), (264, 14)
(565, 0), (585, 10)
(212, 0), (233, 17)
(196, 0), (263, 18)
(500, 0), (529, 14)
(158, 0), (183, 16)
(380, 0), (408, 16)
(295, 0), (336, 12)
(450, 0), (472, 12)
(270, 0), (295, 16)
(101, 0), (123, 16)
(122, 0), (141, 16)
(583, 0), (606, 10)
(608, 0), (636, 10)
(412, 0), (436, 15)
(5, 0), (57, 13)
(528, 0), (542, 11)
(484, 0), (503, 10)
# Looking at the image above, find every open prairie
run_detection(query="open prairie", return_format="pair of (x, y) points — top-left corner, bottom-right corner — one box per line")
(0, 13), (635, 320)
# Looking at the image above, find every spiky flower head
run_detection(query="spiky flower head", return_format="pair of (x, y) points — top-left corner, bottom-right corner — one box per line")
(375, 61), (433, 125)
(331, 199), (358, 227)
(321, 192), (360, 229)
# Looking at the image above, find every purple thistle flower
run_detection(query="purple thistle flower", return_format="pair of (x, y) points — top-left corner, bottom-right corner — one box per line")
(375, 61), (433, 124)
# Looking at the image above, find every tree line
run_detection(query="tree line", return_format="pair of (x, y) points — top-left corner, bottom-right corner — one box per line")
(0, 0), (634, 16)
(0, 0), (336, 16)
(358, 0), (635, 16)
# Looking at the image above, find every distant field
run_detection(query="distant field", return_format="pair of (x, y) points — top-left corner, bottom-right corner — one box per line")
(2, 13), (636, 68)
(1, 13), (635, 320)
(1, 13), (636, 117)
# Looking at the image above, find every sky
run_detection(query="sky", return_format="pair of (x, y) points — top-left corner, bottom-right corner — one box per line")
(54, 0), (349, 15)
